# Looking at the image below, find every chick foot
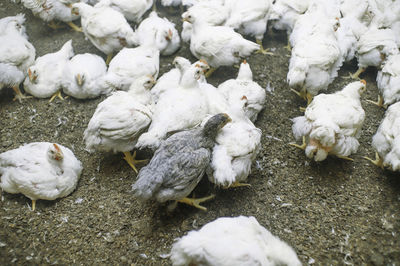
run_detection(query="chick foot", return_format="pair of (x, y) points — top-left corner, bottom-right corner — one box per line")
(48, 21), (66, 30)
(178, 194), (215, 211)
(366, 95), (386, 109)
(122, 151), (148, 174)
(256, 39), (274, 55)
(223, 181), (251, 189)
(336, 155), (354, 161)
(66, 22), (82, 32)
(12, 86), (32, 102)
(343, 67), (365, 80)
(290, 136), (306, 150)
(49, 90), (64, 103)
(363, 152), (383, 169)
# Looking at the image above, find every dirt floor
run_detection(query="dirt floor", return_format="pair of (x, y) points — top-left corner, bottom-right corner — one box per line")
(1, 1), (400, 265)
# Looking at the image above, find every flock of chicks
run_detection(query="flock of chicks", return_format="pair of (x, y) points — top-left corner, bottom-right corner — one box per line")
(0, 0), (400, 264)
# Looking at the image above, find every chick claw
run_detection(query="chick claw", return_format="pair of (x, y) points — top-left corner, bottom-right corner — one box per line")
(336, 155), (354, 161)
(223, 181), (251, 189)
(12, 86), (32, 103)
(49, 91), (64, 103)
(363, 152), (383, 169)
(122, 151), (148, 174)
(66, 22), (82, 32)
(366, 95), (386, 109)
(289, 136), (306, 150)
(256, 40), (274, 55)
(177, 194), (215, 211)
(343, 67), (365, 80)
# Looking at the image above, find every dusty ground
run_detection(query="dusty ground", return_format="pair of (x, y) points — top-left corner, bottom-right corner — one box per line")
(1, 1), (400, 265)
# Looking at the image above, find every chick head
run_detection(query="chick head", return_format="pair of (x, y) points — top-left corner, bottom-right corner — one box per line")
(48, 144), (64, 161)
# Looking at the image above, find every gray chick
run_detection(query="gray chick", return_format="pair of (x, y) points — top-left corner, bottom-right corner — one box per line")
(132, 113), (232, 211)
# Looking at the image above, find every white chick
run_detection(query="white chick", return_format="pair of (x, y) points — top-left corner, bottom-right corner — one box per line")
(181, 1), (229, 44)
(374, 54), (400, 107)
(218, 60), (266, 122)
(224, 0), (272, 54)
(182, 11), (259, 76)
(291, 80), (366, 162)
(365, 102), (400, 171)
(287, 18), (341, 104)
(269, 0), (310, 49)
(208, 96), (261, 188)
(170, 216), (301, 266)
(136, 65), (208, 150)
(151, 56), (191, 103)
(182, 0), (224, 7)
(71, 2), (137, 64)
(0, 142), (82, 211)
(351, 27), (399, 79)
(0, 14), (35, 101)
(60, 53), (109, 99)
(84, 75), (155, 173)
(20, 0), (82, 31)
(23, 40), (74, 102)
(103, 46), (159, 91)
(135, 11), (180, 56)
(95, 0), (153, 23)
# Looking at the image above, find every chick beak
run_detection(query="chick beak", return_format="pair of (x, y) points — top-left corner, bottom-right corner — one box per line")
(28, 68), (33, 82)
(182, 17), (189, 23)
(76, 74), (83, 86)
(165, 29), (173, 41)
(53, 144), (64, 161)
(243, 59), (247, 64)
(360, 79), (367, 85)
(71, 9), (79, 16)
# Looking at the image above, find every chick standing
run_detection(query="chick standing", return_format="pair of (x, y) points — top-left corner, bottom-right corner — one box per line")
(291, 80), (366, 162)
(0, 142), (82, 211)
(132, 113), (231, 211)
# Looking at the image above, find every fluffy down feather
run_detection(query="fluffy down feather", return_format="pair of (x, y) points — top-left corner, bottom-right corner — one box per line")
(376, 54), (400, 106)
(170, 216), (301, 266)
(95, 0), (152, 23)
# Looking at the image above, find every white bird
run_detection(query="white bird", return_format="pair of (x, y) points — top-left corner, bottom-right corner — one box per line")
(135, 11), (180, 56)
(350, 27), (399, 79)
(103, 46), (159, 91)
(291, 80), (366, 162)
(170, 216), (301, 266)
(181, 1), (229, 44)
(224, 0), (272, 54)
(23, 40), (74, 102)
(84, 75), (155, 173)
(60, 53), (109, 99)
(71, 2), (137, 64)
(20, 0), (82, 31)
(207, 96), (261, 188)
(136, 64), (208, 150)
(181, 0), (224, 7)
(182, 11), (259, 76)
(365, 102), (400, 171)
(95, 0), (153, 23)
(372, 53), (400, 107)
(218, 60), (266, 122)
(0, 142), (82, 211)
(0, 14), (35, 102)
(287, 5), (341, 104)
(269, 0), (310, 49)
(151, 56), (191, 103)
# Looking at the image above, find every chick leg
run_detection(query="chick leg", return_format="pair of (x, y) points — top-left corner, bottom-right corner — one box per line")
(284, 39), (291, 52)
(12, 86), (32, 102)
(105, 54), (113, 66)
(366, 95), (385, 109)
(290, 136), (307, 150)
(256, 39), (274, 55)
(122, 151), (148, 174)
(66, 22), (82, 32)
(223, 181), (251, 189)
(178, 194), (215, 211)
(363, 152), (383, 169)
(49, 90), (64, 103)
(31, 199), (36, 211)
(336, 155), (354, 161)
(344, 67), (366, 80)
(306, 92), (313, 106)
(48, 21), (66, 30)
(205, 67), (216, 78)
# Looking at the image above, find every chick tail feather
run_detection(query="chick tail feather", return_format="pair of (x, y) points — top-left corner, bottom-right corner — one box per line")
(291, 116), (312, 141)
(309, 124), (336, 147)
(132, 167), (163, 201)
(237, 39), (260, 57)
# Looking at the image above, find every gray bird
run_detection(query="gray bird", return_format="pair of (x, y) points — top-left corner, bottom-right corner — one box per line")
(132, 113), (232, 211)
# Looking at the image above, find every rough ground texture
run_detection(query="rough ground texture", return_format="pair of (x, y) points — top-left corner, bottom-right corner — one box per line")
(1, 2), (399, 265)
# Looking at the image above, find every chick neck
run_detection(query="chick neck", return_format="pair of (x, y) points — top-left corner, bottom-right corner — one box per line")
(340, 82), (364, 100)
(237, 63), (253, 81)
(179, 67), (200, 89)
